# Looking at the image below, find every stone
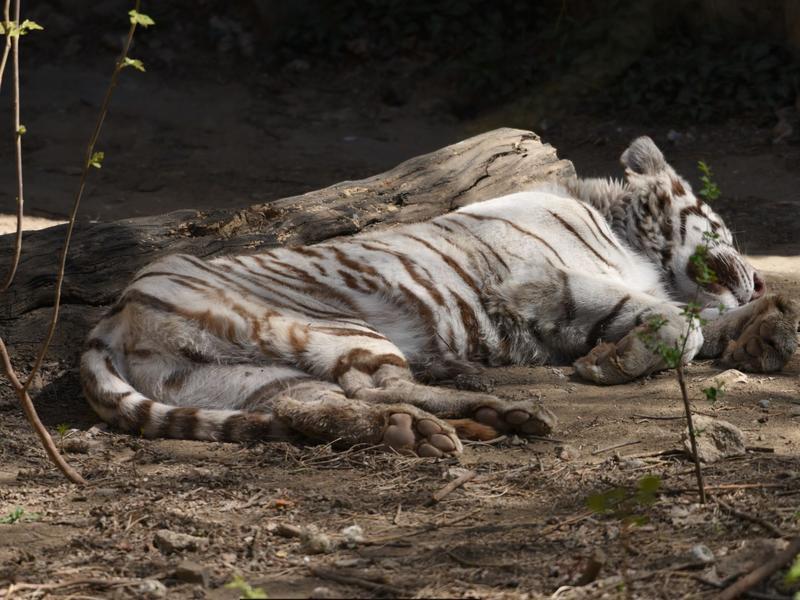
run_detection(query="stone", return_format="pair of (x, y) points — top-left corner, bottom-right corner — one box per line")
(131, 580), (166, 599)
(758, 399), (770, 409)
(556, 445), (579, 461)
(300, 526), (333, 555)
(683, 416), (746, 464)
(173, 560), (209, 587)
(153, 530), (207, 554)
(705, 369), (748, 388)
(689, 544), (715, 565)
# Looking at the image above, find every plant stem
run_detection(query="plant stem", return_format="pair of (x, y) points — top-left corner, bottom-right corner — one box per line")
(1, 0), (23, 291)
(677, 362), (706, 503)
(22, 0), (142, 393)
(0, 337), (85, 484)
(0, 0), (11, 94)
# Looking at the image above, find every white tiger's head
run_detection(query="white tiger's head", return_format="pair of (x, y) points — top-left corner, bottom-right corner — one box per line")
(618, 136), (764, 308)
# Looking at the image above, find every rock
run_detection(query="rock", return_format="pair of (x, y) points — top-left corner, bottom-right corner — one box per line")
(300, 526), (333, 555)
(618, 458), (646, 470)
(705, 369), (748, 389)
(153, 530), (207, 554)
(689, 544), (715, 565)
(791, 405), (800, 417)
(758, 399), (770, 409)
(683, 416), (746, 463)
(131, 580), (166, 599)
(173, 561), (209, 587)
(556, 445), (579, 461)
(309, 587), (337, 599)
(340, 524), (364, 546)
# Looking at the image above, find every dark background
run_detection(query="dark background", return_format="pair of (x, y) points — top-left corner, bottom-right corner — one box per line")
(1, 0), (799, 254)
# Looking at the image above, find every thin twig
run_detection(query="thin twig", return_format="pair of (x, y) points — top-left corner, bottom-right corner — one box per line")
(22, 0), (143, 393)
(0, 0), (22, 291)
(429, 469), (476, 504)
(631, 414), (684, 420)
(307, 565), (406, 596)
(0, 0), (11, 94)
(0, 338), (85, 483)
(365, 508), (482, 545)
(717, 536), (800, 600)
(676, 363), (706, 503)
(715, 496), (786, 538)
(591, 439), (641, 455)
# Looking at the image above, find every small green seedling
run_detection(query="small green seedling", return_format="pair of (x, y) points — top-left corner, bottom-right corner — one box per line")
(587, 474), (661, 527)
(225, 575), (268, 599)
(697, 161), (721, 201)
(0, 507), (39, 524)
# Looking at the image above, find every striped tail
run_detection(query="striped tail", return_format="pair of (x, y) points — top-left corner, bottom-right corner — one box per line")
(80, 338), (290, 442)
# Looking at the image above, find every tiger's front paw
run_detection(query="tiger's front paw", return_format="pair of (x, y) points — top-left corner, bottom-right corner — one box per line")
(721, 295), (800, 372)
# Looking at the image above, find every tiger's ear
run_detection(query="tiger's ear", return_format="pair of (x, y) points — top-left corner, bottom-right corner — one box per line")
(620, 136), (666, 175)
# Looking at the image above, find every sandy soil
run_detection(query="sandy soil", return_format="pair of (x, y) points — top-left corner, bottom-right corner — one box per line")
(1, 23), (800, 600)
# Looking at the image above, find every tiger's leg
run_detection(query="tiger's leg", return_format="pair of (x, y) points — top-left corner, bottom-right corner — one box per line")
(289, 325), (557, 438)
(334, 356), (557, 437)
(490, 270), (703, 385)
(267, 381), (462, 457)
(698, 294), (800, 372)
(124, 356), (461, 455)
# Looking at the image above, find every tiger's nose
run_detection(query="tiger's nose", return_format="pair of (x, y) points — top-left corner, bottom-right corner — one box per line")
(751, 271), (766, 301)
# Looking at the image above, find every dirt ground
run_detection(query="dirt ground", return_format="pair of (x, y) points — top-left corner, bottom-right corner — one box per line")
(2, 16), (800, 600)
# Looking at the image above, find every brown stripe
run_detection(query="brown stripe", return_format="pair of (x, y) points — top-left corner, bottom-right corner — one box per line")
(679, 201), (705, 242)
(289, 246), (324, 259)
(163, 407), (200, 439)
(558, 271), (577, 322)
(221, 412), (286, 442)
(86, 338), (109, 352)
(104, 356), (121, 380)
(403, 234), (481, 296)
(578, 203), (622, 252)
(129, 399), (154, 432)
(331, 348), (408, 380)
(459, 212), (566, 265)
(436, 219), (510, 271)
(548, 210), (611, 268)
(451, 289), (484, 358)
(331, 247), (379, 277)
(164, 368), (191, 390)
(586, 294), (630, 347)
(398, 284), (438, 349)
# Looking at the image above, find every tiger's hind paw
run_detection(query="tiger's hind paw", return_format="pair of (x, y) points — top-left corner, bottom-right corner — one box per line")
(471, 399), (557, 437)
(381, 410), (463, 458)
(721, 295), (800, 373)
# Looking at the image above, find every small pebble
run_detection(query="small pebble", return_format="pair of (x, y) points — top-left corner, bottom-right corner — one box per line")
(758, 399), (770, 409)
(690, 543), (715, 564)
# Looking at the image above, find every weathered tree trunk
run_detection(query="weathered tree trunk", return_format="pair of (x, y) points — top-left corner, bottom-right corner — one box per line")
(0, 128), (573, 408)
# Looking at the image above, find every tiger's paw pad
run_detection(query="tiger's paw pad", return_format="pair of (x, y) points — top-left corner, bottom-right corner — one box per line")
(722, 295), (800, 373)
(382, 412), (463, 458)
(473, 403), (557, 436)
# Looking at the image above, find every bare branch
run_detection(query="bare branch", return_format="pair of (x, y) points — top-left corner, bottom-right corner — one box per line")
(0, 0), (24, 291)
(0, 337), (85, 484)
(22, 0), (143, 393)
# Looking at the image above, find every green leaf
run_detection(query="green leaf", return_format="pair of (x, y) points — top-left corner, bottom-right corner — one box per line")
(785, 553), (800, 585)
(122, 57), (146, 72)
(16, 124), (26, 135)
(128, 10), (155, 27)
(89, 151), (105, 169)
(20, 19), (44, 34)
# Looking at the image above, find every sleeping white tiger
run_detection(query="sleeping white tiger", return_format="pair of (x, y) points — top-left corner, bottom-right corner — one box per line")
(81, 137), (799, 457)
